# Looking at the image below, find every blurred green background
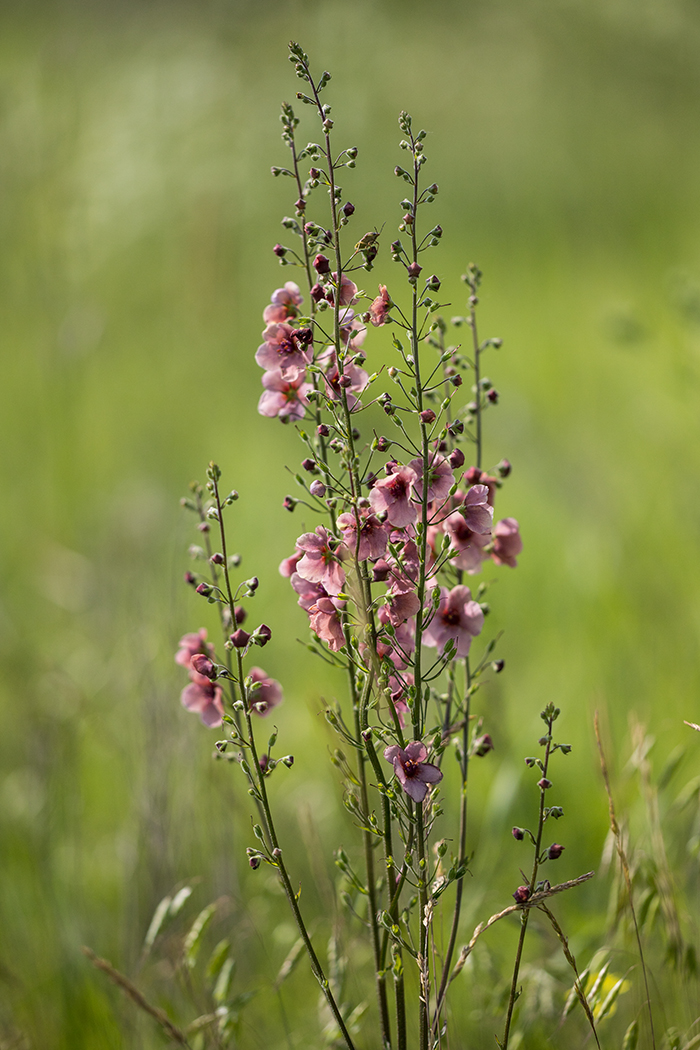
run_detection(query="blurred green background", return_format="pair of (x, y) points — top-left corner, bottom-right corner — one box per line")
(3, 0), (700, 1045)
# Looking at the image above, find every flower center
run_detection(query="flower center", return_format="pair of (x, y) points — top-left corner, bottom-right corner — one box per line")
(403, 759), (419, 778)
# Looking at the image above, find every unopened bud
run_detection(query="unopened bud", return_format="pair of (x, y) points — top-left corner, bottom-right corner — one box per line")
(196, 582), (213, 597)
(197, 521), (210, 533)
(283, 495), (296, 511)
(376, 436), (391, 452)
(317, 423), (330, 437)
(249, 855), (261, 869)
(547, 843), (565, 860)
(313, 253), (331, 275)
(210, 552), (225, 565)
(231, 629), (250, 648)
(273, 244), (286, 258)
(497, 458), (512, 478)
(427, 274), (441, 291)
(310, 282), (325, 302)
(184, 571), (197, 586)
(513, 885), (530, 903)
(465, 466), (482, 484)
(234, 605), (247, 624)
(310, 479), (326, 497)
(252, 623), (272, 647)
(538, 777), (552, 790)
(420, 409), (436, 424)
(302, 458), (316, 472)
(309, 167), (320, 180)
(246, 576), (259, 593)
(339, 374), (352, 388)
(407, 262), (422, 280)
(191, 654), (216, 679)
(473, 733), (494, 757)
(492, 659), (505, 673)
(512, 827), (525, 841)
(449, 448), (465, 469)
(342, 201), (355, 217)
(487, 389), (499, 404)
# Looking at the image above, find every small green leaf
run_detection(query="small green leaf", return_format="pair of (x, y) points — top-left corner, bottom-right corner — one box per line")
(213, 957), (236, 1003)
(184, 903), (217, 969)
(143, 894), (172, 953)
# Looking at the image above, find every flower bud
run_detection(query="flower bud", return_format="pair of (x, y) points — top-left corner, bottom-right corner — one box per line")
(420, 409), (436, 424)
(547, 843), (565, 860)
(273, 244), (286, 258)
(191, 654), (216, 679)
(373, 559), (390, 582)
(317, 423), (330, 437)
(313, 253), (331, 275)
(234, 605), (247, 624)
(252, 623), (272, 647)
(283, 495), (296, 511)
(310, 479), (326, 497)
(492, 659), (505, 673)
(295, 197), (306, 212)
(465, 466), (482, 484)
(512, 827), (525, 841)
(184, 571), (197, 586)
(449, 448), (465, 469)
(339, 374), (352, 388)
(197, 521), (210, 533)
(343, 201), (355, 217)
(487, 389), (499, 404)
(473, 733), (494, 757)
(497, 458), (512, 477)
(302, 458), (316, 472)
(249, 855), (261, 870)
(246, 576), (259, 593)
(376, 436), (391, 452)
(450, 373), (463, 387)
(310, 282), (325, 303)
(513, 885), (530, 903)
(196, 582), (213, 597)
(231, 628), (250, 648)
(427, 274), (441, 291)
(407, 262), (422, 280)
(309, 167), (320, 180)
(210, 552), (225, 566)
(537, 777), (552, 790)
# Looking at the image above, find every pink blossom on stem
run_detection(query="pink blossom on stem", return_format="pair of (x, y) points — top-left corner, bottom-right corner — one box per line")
(388, 671), (413, 727)
(462, 484), (494, 533)
(383, 741), (443, 802)
(175, 629), (213, 667)
(290, 571), (327, 612)
(255, 322), (312, 379)
(369, 285), (391, 327)
(369, 464), (418, 528)
(444, 512), (490, 573)
(263, 282), (303, 324)
(491, 518), (523, 567)
(377, 605), (416, 669)
(336, 509), (388, 561)
(181, 670), (224, 728)
(309, 596), (346, 651)
(319, 346), (369, 411)
(279, 551), (302, 577)
(258, 369), (312, 421)
(295, 526), (347, 596)
(339, 308), (367, 350)
(424, 585), (484, 657)
(326, 272), (358, 306)
(386, 588), (421, 627)
(409, 452), (454, 504)
(248, 667), (283, 716)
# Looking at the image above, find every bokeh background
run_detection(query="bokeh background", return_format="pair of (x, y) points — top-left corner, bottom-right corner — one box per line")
(3, 0), (700, 1046)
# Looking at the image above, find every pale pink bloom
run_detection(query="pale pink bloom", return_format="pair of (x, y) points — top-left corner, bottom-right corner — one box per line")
(255, 322), (311, 378)
(248, 667), (283, 716)
(369, 285), (391, 327)
(444, 512), (490, 573)
(295, 526), (347, 596)
(384, 741), (443, 802)
(336, 509), (388, 561)
(309, 596), (346, 651)
(386, 588), (420, 627)
(377, 605), (416, 669)
(386, 538), (420, 595)
(491, 518), (522, 568)
(465, 469), (499, 506)
(263, 282), (303, 324)
(319, 347), (369, 411)
(258, 369), (312, 421)
(290, 571), (327, 612)
(424, 585), (484, 658)
(279, 551), (302, 577)
(388, 671), (413, 727)
(175, 629), (213, 667)
(326, 273), (358, 306)
(339, 307), (367, 350)
(369, 464), (418, 528)
(181, 670), (224, 727)
(462, 484), (494, 533)
(409, 453), (454, 504)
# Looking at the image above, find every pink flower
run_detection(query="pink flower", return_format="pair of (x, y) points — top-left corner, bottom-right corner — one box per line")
(462, 484), (494, 534)
(339, 307), (367, 350)
(309, 596), (346, 651)
(369, 464), (418, 528)
(263, 282), (303, 324)
(295, 526), (347, 596)
(181, 670), (224, 728)
(319, 347), (369, 411)
(424, 585), (484, 657)
(279, 551), (302, 577)
(386, 588), (420, 627)
(258, 369), (312, 421)
(290, 571), (327, 612)
(336, 509), (388, 561)
(248, 667), (283, 716)
(492, 518), (522, 567)
(444, 512), (490, 573)
(383, 741), (443, 802)
(388, 671), (413, 727)
(175, 629), (213, 667)
(255, 322), (312, 379)
(326, 273), (358, 306)
(386, 538), (420, 595)
(377, 605), (416, 669)
(409, 453), (454, 504)
(369, 285), (391, 327)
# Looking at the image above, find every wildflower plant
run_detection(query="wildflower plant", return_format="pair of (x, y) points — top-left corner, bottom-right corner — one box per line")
(164, 42), (596, 1050)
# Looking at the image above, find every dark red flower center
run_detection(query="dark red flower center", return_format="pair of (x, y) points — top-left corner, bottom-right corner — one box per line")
(403, 759), (419, 778)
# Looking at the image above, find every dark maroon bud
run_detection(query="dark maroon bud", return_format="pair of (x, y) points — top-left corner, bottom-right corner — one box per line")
(451, 373), (463, 387)
(197, 521), (210, 533)
(433, 224), (442, 236)
(525, 757), (537, 767)
(295, 197), (306, 212)
(512, 827), (525, 841)
(361, 728), (372, 742)
(317, 423), (330, 437)
(385, 460), (398, 475)
(403, 213), (414, 225)
(339, 374), (352, 388)
(253, 624), (272, 647)
(487, 389), (499, 404)
(184, 571), (197, 586)
(196, 582), (213, 596)
(283, 495), (296, 511)
(249, 855), (261, 870)
(427, 274), (441, 291)
(247, 576), (259, 592)
(538, 778), (552, 790)
(438, 440), (448, 452)
(273, 243), (286, 258)
(296, 327), (314, 346)
(407, 261), (422, 279)
(309, 167), (320, 180)
(352, 426), (361, 440)
(448, 419), (464, 434)
(372, 559), (390, 583)
(313, 253), (331, 275)
(420, 409), (436, 424)
(304, 222), (315, 235)
(376, 436), (391, 452)
(302, 458), (316, 472)
(310, 282), (325, 302)
(259, 753), (269, 772)
(497, 458), (512, 478)
(391, 239), (401, 252)
(465, 466), (482, 484)
(210, 552), (225, 566)
(547, 843), (565, 860)
(231, 628), (250, 649)
(191, 654), (216, 679)
(513, 885), (531, 903)
(473, 733), (494, 757)
(234, 606), (247, 625)
(449, 448), (465, 469)
(492, 659), (505, 673)
(342, 201), (355, 217)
